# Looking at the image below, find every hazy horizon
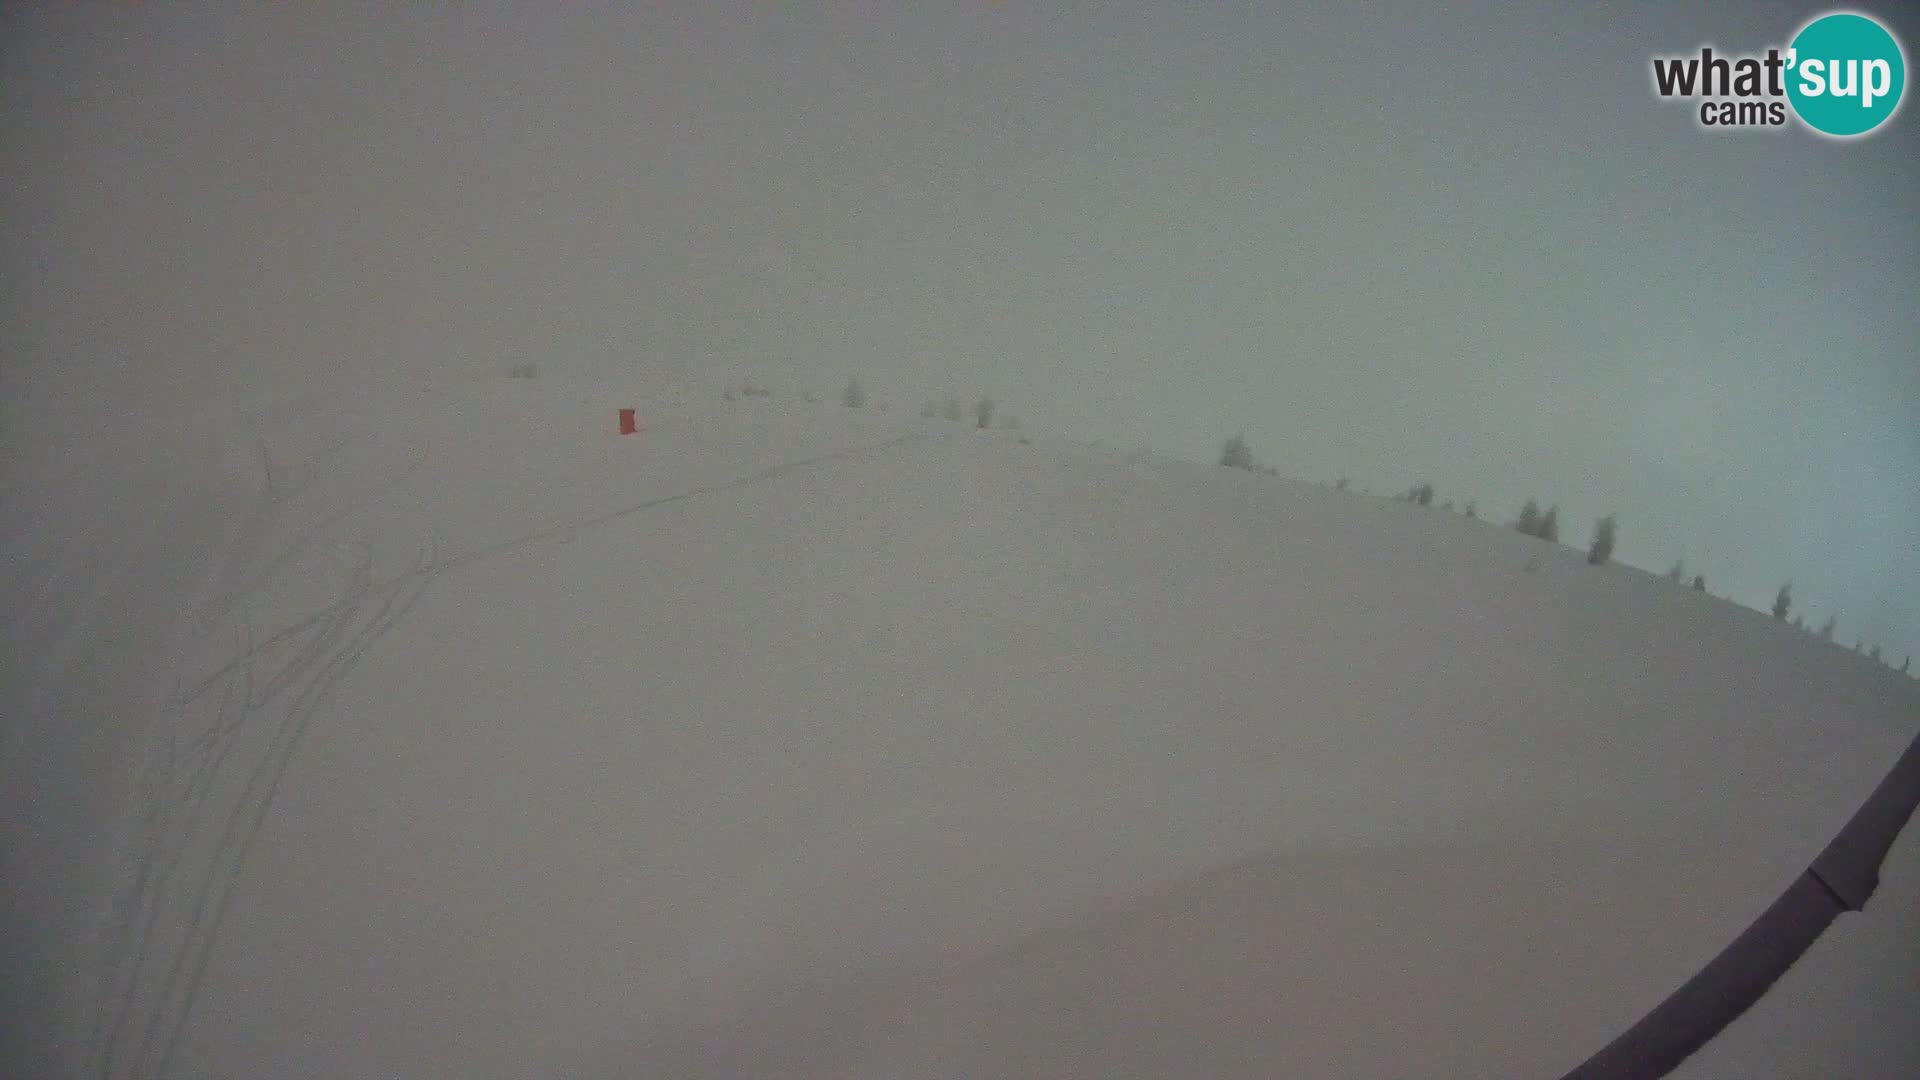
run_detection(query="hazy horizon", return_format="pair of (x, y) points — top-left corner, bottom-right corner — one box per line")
(4, 0), (1915, 661)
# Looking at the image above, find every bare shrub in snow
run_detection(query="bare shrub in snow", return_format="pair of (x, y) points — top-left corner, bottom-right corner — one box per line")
(843, 379), (866, 408)
(1464, 500), (1477, 519)
(974, 397), (995, 429)
(507, 362), (538, 379)
(1335, 475), (1351, 491)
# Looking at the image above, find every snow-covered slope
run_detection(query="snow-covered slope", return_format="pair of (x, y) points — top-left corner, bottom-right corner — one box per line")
(6, 379), (1917, 1078)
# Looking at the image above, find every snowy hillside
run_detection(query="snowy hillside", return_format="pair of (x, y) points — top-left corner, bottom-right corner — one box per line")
(6, 378), (1917, 1078)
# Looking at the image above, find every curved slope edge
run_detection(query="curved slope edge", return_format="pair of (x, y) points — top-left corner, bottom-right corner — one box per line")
(1562, 724), (1920, 1080)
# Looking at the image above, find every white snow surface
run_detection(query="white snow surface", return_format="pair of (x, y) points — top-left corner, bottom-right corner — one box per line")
(5, 377), (1917, 1078)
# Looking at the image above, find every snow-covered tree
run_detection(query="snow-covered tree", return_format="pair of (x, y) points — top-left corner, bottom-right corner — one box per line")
(1587, 514), (1618, 565)
(1516, 499), (1541, 536)
(1221, 434), (1254, 470)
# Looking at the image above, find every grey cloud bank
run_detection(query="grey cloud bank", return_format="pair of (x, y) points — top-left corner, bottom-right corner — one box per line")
(3, 0), (1914, 659)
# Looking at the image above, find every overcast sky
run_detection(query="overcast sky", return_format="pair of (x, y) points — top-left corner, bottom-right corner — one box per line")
(4, 1), (1915, 661)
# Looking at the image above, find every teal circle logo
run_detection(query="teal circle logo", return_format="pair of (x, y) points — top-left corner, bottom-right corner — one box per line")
(1786, 12), (1906, 137)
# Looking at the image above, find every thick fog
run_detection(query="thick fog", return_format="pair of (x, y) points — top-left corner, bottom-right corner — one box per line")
(5, 0), (1915, 658)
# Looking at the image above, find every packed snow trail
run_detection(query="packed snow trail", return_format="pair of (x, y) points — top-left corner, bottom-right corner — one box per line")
(87, 542), (436, 1078)
(3, 441), (264, 1074)
(68, 384), (926, 1079)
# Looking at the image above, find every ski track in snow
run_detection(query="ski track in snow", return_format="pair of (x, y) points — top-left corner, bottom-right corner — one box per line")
(76, 423), (924, 1079)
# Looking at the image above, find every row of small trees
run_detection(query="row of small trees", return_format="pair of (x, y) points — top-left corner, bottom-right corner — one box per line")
(1495, 491), (1903, 670)
(1222, 446), (1900, 656)
(916, 393), (1001, 429)
(1220, 444), (1630, 569)
(1514, 499), (1560, 543)
(1237, 441), (1916, 676)
(1333, 469), (1905, 665)
(732, 377), (1031, 435)
(1425, 487), (1619, 567)
(732, 378), (1015, 432)
(1511, 497), (1617, 566)
(1658, 559), (1711, 595)
(1675, 569), (1905, 670)
(1764, 581), (1909, 670)
(1228, 440), (1913, 676)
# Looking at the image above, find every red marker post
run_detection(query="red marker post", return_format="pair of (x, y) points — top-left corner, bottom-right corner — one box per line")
(618, 408), (638, 435)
